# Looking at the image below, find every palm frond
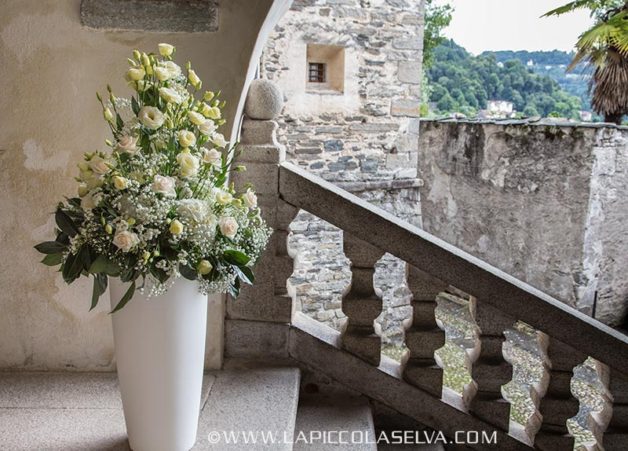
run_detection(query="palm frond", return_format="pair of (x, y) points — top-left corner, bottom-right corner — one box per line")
(543, 0), (599, 17)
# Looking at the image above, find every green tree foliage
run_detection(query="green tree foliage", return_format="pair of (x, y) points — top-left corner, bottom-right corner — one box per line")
(423, 0), (454, 69)
(427, 40), (584, 119)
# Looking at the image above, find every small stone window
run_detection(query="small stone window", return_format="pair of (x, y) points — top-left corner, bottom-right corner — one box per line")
(306, 44), (345, 93)
(308, 63), (326, 83)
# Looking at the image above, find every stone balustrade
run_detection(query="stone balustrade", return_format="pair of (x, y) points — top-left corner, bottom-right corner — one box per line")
(227, 80), (628, 450)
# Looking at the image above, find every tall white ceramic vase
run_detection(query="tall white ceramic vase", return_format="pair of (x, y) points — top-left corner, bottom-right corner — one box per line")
(110, 277), (208, 451)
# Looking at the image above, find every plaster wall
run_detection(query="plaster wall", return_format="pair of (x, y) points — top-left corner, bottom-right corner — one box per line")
(0, 0), (274, 369)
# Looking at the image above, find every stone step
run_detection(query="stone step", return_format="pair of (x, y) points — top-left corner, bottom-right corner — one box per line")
(293, 395), (377, 451)
(195, 365), (301, 450)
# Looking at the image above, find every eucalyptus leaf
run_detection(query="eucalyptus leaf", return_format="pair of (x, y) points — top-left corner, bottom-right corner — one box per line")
(55, 209), (79, 237)
(41, 253), (63, 267)
(90, 273), (108, 311)
(35, 241), (67, 255)
(234, 265), (254, 285)
(223, 250), (250, 266)
(89, 255), (121, 276)
(110, 280), (136, 314)
(179, 264), (197, 281)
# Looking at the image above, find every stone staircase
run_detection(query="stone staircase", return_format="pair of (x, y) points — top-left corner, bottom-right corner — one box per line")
(0, 367), (443, 451)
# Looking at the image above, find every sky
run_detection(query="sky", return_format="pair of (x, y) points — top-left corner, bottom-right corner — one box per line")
(435, 0), (594, 54)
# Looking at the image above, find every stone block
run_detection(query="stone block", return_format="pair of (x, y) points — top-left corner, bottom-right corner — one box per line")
(238, 144), (285, 164)
(80, 0), (218, 32)
(397, 61), (422, 84)
(225, 319), (290, 359)
(240, 120), (279, 146)
(231, 162), (278, 195)
(391, 99), (421, 117)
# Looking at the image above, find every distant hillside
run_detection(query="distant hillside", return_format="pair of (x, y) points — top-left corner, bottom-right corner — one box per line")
(481, 50), (592, 111)
(426, 40), (584, 119)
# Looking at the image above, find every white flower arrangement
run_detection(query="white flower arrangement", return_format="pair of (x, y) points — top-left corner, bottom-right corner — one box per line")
(35, 44), (271, 312)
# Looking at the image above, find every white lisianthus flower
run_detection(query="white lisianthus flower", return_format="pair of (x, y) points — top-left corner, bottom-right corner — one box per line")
(162, 61), (181, 78)
(138, 106), (165, 129)
(86, 174), (104, 190)
(201, 148), (221, 167)
(154, 66), (171, 81)
(159, 87), (183, 104)
(151, 175), (177, 197)
(205, 106), (221, 120)
(198, 120), (217, 136)
(113, 230), (140, 252)
(177, 151), (200, 178)
(81, 192), (97, 210)
(177, 130), (197, 148)
(242, 189), (258, 208)
(113, 176), (129, 190)
(215, 190), (233, 205)
(188, 111), (206, 126)
(78, 183), (89, 197)
(127, 67), (145, 81)
(158, 43), (175, 57)
(116, 135), (138, 154)
(89, 155), (111, 175)
(188, 69), (201, 88)
(219, 216), (238, 239)
(212, 133), (228, 148)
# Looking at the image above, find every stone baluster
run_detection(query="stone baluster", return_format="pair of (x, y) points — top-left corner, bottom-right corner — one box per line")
(341, 233), (385, 366)
(469, 302), (515, 431)
(535, 338), (586, 449)
(228, 80), (296, 324)
(402, 266), (447, 397)
(606, 371), (628, 450)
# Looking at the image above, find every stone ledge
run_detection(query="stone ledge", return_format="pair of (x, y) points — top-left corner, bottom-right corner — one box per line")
(80, 0), (219, 32)
(335, 178), (423, 193)
(423, 117), (628, 131)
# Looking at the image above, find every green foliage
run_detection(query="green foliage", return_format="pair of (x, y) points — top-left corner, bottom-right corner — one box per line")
(423, 0), (454, 68)
(427, 40), (584, 119)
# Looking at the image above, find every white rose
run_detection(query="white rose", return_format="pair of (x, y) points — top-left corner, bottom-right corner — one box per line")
(212, 133), (228, 148)
(219, 216), (238, 239)
(159, 87), (183, 104)
(158, 43), (175, 57)
(188, 111), (206, 126)
(177, 130), (197, 148)
(89, 155), (111, 175)
(151, 175), (176, 197)
(138, 106), (165, 130)
(177, 151), (200, 178)
(113, 230), (140, 252)
(215, 190), (233, 205)
(163, 61), (182, 78)
(154, 66), (171, 81)
(242, 189), (258, 208)
(201, 148), (221, 167)
(198, 120), (217, 136)
(116, 135), (138, 154)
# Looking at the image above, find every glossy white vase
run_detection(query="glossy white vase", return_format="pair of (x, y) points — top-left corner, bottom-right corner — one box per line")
(110, 277), (208, 451)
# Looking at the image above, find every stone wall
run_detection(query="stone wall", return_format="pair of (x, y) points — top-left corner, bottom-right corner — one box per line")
(418, 119), (628, 326)
(261, 0), (425, 342)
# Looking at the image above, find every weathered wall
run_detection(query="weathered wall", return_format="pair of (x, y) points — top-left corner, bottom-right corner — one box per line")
(261, 0), (425, 342)
(0, 0), (275, 369)
(418, 120), (628, 325)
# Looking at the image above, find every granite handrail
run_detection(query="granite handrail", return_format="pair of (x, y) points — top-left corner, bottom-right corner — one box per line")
(278, 161), (628, 376)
